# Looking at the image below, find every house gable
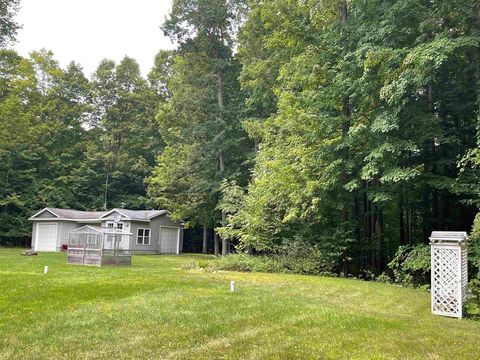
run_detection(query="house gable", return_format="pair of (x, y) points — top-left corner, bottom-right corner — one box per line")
(100, 209), (130, 220)
(29, 208), (59, 220)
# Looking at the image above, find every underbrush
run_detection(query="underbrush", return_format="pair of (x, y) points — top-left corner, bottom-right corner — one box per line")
(187, 253), (335, 276)
(187, 242), (336, 276)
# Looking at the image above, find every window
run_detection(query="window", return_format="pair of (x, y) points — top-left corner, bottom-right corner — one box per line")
(107, 222), (123, 230)
(137, 228), (150, 245)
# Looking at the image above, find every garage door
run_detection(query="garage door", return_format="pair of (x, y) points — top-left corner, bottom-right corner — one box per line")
(35, 223), (58, 251)
(159, 227), (178, 254)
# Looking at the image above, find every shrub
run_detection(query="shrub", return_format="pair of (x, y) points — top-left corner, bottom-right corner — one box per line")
(213, 253), (282, 273)
(466, 279), (480, 319)
(388, 245), (430, 287)
(195, 259), (212, 269)
(469, 213), (480, 278)
(376, 273), (392, 284)
(211, 241), (335, 276)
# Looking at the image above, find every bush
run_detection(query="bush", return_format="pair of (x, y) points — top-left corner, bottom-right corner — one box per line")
(469, 213), (480, 278)
(376, 273), (392, 284)
(388, 245), (430, 287)
(211, 241), (336, 276)
(466, 279), (480, 319)
(275, 240), (336, 275)
(213, 253), (282, 273)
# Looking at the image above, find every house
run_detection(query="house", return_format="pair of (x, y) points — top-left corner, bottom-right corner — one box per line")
(28, 208), (183, 254)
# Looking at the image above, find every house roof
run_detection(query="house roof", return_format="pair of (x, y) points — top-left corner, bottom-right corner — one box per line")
(29, 207), (168, 222)
(47, 208), (107, 219)
(101, 208), (168, 220)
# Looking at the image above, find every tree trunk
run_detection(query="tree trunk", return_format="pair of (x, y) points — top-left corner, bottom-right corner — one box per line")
(217, 69), (229, 256)
(428, 84), (439, 233)
(399, 198), (405, 246)
(341, 0), (348, 22)
(221, 209), (228, 256)
(214, 230), (219, 256)
(217, 71), (224, 112)
(408, 205), (413, 245)
(104, 171), (109, 210)
(340, 1), (350, 224)
(202, 224), (208, 254)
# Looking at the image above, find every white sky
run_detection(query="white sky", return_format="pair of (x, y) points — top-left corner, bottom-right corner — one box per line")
(13, 0), (174, 77)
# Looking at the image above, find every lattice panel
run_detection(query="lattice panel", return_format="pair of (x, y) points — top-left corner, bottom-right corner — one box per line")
(461, 247), (468, 302)
(431, 247), (461, 317)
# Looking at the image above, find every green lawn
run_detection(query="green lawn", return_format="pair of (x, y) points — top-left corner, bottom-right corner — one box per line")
(0, 249), (479, 359)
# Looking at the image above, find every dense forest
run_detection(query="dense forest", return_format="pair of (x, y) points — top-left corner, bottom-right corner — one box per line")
(1, 0), (480, 277)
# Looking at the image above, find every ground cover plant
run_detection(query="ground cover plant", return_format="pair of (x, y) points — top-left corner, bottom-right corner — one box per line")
(1, 249), (480, 360)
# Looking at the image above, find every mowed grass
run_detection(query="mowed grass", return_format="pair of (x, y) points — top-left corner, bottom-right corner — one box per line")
(1, 249), (479, 359)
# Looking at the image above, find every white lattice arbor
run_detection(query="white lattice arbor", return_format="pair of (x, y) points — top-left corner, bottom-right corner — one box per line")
(430, 231), (468, 319)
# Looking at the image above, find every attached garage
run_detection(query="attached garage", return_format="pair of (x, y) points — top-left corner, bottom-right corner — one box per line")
(34, 223), (58, 251)
(159, 226), (180, 254)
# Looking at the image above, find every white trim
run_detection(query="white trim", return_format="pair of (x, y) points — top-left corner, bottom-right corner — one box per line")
(70, 225), (132, 235)
(136, 228), (151, 246)
(28, 208), (59, 220)
(100, 209), (130, 219)
(30, 218), (102, 223)
(35, 222), (58, 251)
(177, 227), (180, 255)
(107, 221), (124, 230)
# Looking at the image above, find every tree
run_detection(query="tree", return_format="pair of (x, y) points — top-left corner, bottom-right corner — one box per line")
(0, 50), (90, 243)
(222, 0), (480, 275)
(149, 0), (251, 255)
(0, 0), (21, 47)
(76, 56), (164, 210)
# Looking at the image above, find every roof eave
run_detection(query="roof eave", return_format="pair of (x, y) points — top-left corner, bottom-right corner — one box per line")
(28, 208), (59, 220)
(147, 210), (168, 220)
(99, 208), (131, 219)
(29, 218), (103, 222)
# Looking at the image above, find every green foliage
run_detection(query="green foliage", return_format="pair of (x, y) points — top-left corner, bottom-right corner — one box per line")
(211, 240), (339, 276)
(387, 245), (431, 287)
(469, 213), (480, 276)
(0, 0), (20, 47)
(148, 0), (252, 234)
(218, 0), (480, 274)
(211, 253), (282, 273)
(466, 279), (480, 319)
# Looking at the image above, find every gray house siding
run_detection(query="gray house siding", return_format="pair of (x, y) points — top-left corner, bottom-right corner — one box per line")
(31, 220), (80, 251)
(129, 220), (156, 253)
(58, 221), (80, 248)
(36, 210), (57, 219)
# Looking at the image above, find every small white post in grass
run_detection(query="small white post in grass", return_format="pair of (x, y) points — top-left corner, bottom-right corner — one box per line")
(230, 280), (235, 292)
(44, 266), (49, 274)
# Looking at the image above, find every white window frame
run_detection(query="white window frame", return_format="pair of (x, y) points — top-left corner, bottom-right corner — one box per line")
(137, 228), (151, 246)
(107, 222), (123, 230)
